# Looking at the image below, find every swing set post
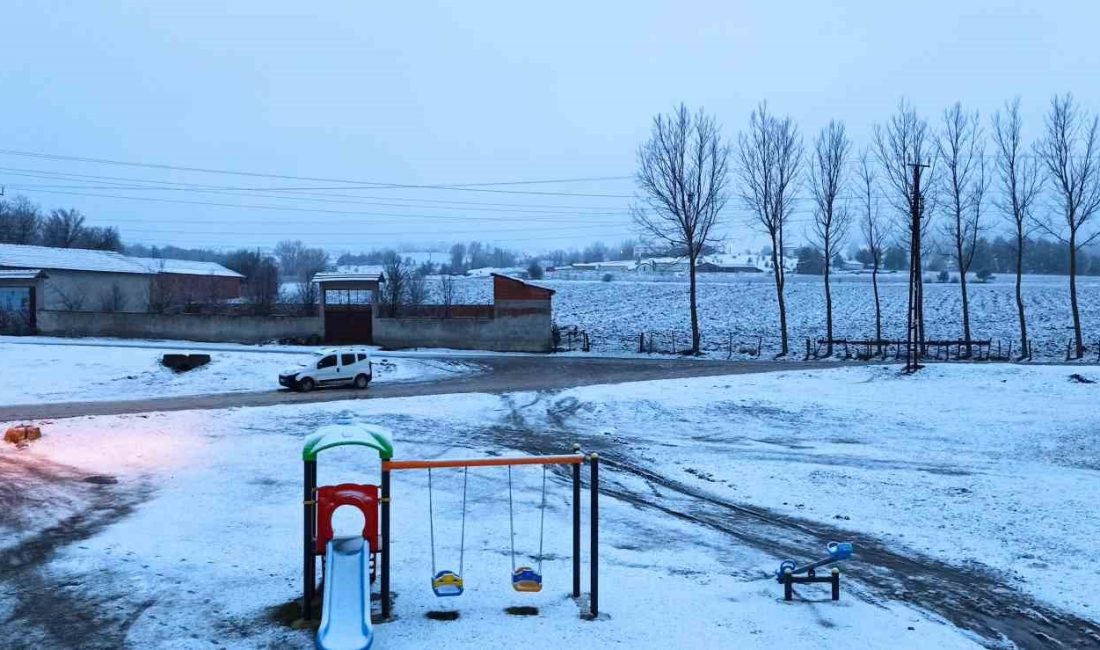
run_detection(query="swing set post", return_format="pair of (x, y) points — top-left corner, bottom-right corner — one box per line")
(572, 443), (581, 599)
(302, 459), (317, 621)
(589, 452), (599, 619)
(381, 467), (392, 620)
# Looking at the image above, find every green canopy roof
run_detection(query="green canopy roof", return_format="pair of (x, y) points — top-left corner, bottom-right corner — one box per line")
(302, 422), (394, 461)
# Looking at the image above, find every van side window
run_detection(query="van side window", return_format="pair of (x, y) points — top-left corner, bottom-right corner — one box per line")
(341, 353), (356, 366)
(318, 355), (337, 369)
(357, 353), (367, 362)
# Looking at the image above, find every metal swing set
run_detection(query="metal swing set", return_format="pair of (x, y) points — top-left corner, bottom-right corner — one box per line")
(428, 463), (552, 597)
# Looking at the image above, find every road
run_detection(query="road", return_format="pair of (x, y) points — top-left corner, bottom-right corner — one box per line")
(0, 356), (845, 421)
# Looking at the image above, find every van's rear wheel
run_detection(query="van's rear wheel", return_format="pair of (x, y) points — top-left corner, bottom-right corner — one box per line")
(298, 377), (315, 392)
(354, 374), (370, 389)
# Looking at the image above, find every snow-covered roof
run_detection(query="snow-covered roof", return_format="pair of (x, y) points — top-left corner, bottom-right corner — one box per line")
(0, 268), (47, 280)
(0, 242), (149, 275)
(491, 272), (556, 294)
(0, 243), (241, 278)
(313, 271), (384, 283)
(132, 257), (243, 278)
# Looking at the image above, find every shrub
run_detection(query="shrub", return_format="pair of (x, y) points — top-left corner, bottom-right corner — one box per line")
(937, 270), (950, 283)
(601, 273), (613, 282)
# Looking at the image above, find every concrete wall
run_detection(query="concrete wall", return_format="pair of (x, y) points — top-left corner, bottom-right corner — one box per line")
(38, 310), (322, 343)
(40, 270), (152, 313)
(372, 301), (553, 352)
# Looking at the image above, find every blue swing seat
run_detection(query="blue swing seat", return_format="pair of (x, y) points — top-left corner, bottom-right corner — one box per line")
(512, 566), (543, 593)
(432, 570), (464, 597)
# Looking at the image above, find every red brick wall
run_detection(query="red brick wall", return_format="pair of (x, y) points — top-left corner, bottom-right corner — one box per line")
(493, 275), (554, 301)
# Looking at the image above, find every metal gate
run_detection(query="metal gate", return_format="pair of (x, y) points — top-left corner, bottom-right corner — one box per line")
(323, 305), (372, 344)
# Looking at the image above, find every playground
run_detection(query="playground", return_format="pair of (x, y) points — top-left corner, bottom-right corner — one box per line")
(1, 363), (1099, 648)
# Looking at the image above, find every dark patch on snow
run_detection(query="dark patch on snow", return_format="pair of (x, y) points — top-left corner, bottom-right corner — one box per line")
(426, 610), (461, 621)
(82, 474), (118, 485)
(1069, 373), (1095, 384)
(504, 606), (539, 616)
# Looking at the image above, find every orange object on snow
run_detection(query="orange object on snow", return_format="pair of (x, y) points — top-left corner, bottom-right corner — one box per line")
(4, 424), (42, 445)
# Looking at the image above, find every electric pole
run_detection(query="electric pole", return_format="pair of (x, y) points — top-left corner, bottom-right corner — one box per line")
(905, 161), (928, 374)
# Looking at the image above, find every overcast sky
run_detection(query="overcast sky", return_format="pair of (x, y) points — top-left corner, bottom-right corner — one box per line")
(2, 1), (1098, 255)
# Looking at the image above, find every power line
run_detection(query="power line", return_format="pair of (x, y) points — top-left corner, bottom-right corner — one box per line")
(0, 148), (635, 197)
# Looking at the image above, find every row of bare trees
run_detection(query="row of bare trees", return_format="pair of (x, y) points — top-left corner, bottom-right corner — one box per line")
(633, 95), (1100, 358)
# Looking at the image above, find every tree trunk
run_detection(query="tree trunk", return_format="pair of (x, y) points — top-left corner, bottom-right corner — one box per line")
(823, 242), (833, 357)
(959, 269), (972, 358)
(688, 258), (700, 355)
(1069, 230), (1083, 359)
(872, 262), (882, 350)
(770, 245), (788, 356)
(1015, 231), (1028, 359)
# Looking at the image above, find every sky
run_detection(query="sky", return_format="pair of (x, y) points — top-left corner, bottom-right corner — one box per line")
(2, 1), (1098, 256)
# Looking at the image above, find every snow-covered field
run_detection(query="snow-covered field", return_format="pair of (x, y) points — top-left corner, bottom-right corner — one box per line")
(521, 273), (1100, 359)
(0, 339), (476, 405)
(3, 364), (1097, 648)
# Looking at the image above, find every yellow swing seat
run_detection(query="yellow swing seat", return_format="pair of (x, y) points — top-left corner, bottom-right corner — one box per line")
(432, 570), (464, 597)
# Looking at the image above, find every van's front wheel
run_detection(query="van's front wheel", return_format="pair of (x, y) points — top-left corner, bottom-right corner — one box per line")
(354, 374), (370, 389)
(298, 377), (315, 392)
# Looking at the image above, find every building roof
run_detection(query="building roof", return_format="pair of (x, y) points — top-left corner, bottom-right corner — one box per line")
(0, 242), (149, 275)
(0, 269), (47, 280)
(491, 273), (556, 295)
(132, 256), (243, 278)
(0, 243), (241, 278)
(312, 271), (384, 284)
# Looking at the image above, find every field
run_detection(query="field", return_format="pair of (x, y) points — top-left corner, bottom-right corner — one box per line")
(531, 273), (1100, 359)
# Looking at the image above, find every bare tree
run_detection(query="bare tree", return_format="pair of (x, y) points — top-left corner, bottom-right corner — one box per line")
(633, 103), (731, 354)
(294, 248), (330, 315)
(874, 100), (935, 350)
(50, 285), (86, 311)
(737, 102), (803, 356)
(808, 121), (852, 356)
(992, 98), (1043, 359)
(40, 208), (86, 248)
(1035, 93), (1100, 359)
(404, 269), (428, 310)
(438, 274), (457, 317)
(936, 102), (988, 357)
(857, 150), (889, 348)
(97, 283), (127, 312)
(0, 196), (42, 244)
(380, 253), (407, 316)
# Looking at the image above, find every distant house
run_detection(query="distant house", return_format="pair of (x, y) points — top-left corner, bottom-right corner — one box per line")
(0, 243), (242, 334)
(570, 260), (637, 272)
(467, 266), (528, 279)
(636, 257), (690, 273)
(834, 258), (867, 272)
(697, 254), (764, 273)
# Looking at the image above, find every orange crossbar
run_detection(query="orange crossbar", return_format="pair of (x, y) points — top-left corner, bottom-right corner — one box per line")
(382, 454), (584, 471)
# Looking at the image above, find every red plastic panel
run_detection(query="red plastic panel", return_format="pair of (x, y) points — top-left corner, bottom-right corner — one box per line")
(315, 483), (380, 556)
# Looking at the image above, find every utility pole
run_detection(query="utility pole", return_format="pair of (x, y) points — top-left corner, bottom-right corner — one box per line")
(905, 161), (928, 374)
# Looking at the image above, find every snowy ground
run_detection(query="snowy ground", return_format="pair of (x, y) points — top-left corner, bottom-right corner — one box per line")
(3, 364), (1098, 648)
(436, 273), (1100, 360)
(545, 273), (1100, 360)
(0, 339), (477, 405)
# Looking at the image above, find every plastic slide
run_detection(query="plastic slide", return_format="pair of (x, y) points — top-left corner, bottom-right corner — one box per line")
(317, 536), (374, 650)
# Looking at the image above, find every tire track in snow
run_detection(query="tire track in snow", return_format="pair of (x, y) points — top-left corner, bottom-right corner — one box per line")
(479, 393), (1100, 649)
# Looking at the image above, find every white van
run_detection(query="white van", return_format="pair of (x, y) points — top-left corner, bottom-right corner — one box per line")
(279, 349), (373, 392)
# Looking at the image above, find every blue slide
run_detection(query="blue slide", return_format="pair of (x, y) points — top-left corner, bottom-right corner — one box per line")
(316, 537), (375, 650)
